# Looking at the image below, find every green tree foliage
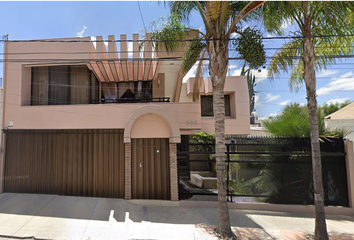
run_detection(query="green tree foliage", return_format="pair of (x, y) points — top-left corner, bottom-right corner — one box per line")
(260, 3), (354, 238)
(240, 61), (258, 114)
(263, 103), (348, 138)
(149, 2), (266, 238)
(233, 27), (266, 69)
(263, 103), (323, 137)
(321, 100), (352, 117)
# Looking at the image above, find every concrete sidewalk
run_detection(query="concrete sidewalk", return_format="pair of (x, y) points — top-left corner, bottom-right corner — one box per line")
(0, 193), (353, 240)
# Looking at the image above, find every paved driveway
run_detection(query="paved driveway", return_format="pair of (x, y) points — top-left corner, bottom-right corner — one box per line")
(0, 193), (353, 240)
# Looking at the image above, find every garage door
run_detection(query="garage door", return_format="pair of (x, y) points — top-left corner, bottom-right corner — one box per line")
(131, 138), (170, 200)
(4, 129), (125, 198)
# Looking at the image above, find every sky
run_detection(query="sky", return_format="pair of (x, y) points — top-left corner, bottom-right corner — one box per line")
(0, 1), (353, 119)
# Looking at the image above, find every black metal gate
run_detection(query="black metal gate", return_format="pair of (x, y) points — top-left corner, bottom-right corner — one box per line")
(177, 136), (349, 207)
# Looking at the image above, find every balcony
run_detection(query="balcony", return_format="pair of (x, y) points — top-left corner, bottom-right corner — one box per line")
(90, 97), (170, 104)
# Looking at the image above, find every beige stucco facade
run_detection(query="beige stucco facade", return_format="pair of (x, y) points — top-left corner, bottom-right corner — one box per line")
(0, 34), (250, 197)
(324, 102), (354, 142)
(2, 34), (250, 138)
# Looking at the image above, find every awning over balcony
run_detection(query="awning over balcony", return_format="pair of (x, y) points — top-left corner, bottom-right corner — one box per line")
(88, 34), (160, 82)
(89, 60), (159, 82)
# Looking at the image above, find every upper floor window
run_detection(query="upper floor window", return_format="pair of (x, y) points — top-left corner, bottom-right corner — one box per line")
(100, 81), (152, 103)
(201, 95), (231, 117)
(31, 65), (99, 105)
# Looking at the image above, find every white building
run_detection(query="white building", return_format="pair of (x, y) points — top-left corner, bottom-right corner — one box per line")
(324, 102), (354, 142)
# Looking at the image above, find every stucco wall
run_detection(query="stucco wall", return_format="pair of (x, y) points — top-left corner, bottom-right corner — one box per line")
(325, 119), (354, 142)
(3, 37), (250, 136)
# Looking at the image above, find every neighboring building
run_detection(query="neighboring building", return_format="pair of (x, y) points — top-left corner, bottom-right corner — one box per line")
(249, 112), (270, 136)
(0, 34), (250, 200)
(324, 102), (354, 142)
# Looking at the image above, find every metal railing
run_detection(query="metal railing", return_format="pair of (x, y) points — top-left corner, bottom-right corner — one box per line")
(177, 137), (349, 206)
(90, 97), (170, 104)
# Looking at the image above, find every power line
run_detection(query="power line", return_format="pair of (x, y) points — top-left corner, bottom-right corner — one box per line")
(1, 34), (354, 43)
(0, 43), (353, 56)
(137, 1), (147, 32)
(2, 54), (354, 63)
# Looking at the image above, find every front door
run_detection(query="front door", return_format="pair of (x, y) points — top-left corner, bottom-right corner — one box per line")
(131, 138), (170, 200)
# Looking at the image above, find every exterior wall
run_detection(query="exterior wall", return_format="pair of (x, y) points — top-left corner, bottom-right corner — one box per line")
(325, 119), (354, 142)
(249, 128), (270, 136)
(131, 114), (170, 139)
(345, 140), (354, 208)
(3, 103), (200, 131)
(179, 83), (194, 103)
(325, 102), (354, 119)
(1, 34), (251, 198)
(3, 39), (250, 136)
(179, 76), (251, 135)
(158, 60), (181, 102)
(200, 77), (250, 135)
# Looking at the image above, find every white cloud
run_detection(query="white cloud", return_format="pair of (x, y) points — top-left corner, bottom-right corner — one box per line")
(104, 42), (108, 48)
(279, 99), (291, 106)
(299, 102), (306, 107)
(317, 70), (339, 78)
(264, 93), (280, 102)
(269, 112), (281, 117)
(76, 26), (87, 37)
(252, 69), (268, 84)
(326, 97), (350, 105)
(128, 42), (133, 58)
(317, 71), (354, 95)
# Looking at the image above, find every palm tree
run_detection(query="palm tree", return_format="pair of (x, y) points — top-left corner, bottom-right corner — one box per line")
(150, 1), (266, 237)
(260, 2), (354, 239)
(240, 61), (258, 116)
(263, 103), (348, 138)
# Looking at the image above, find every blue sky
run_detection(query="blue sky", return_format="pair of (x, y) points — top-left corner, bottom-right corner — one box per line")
(0, 1), (353, 119)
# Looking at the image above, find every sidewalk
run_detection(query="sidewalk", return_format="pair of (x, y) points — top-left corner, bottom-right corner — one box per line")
(0, 193), (353, 240)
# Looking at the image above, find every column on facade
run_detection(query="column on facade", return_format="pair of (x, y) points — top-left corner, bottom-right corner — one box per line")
(169, 143), (179, 201)
(124, 143), (132, 200)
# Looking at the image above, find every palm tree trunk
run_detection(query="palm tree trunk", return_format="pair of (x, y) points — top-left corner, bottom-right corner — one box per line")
(213, 83), (232, 238)
(303, 14), (329, 240)
(208, 32), (232, 238)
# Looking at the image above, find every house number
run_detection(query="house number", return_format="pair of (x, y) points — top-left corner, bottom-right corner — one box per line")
(186, 120), (197, 126)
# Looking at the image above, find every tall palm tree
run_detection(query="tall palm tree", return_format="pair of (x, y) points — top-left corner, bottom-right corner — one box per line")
(151, 1), (266, 237)
(260, 2), (354, 239)
(240, 61), (258, 115)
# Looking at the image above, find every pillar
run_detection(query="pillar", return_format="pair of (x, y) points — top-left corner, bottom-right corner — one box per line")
(169, 143), (179, 201)
(124, 143), (132, 200)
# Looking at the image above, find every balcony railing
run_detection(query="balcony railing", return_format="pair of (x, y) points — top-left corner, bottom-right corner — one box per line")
(90, 97), (170, 104)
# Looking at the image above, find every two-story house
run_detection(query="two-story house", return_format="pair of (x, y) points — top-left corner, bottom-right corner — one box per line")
(0, 33), (250, 201)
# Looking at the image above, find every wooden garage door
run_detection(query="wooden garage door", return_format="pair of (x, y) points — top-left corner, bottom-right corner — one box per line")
(132, 138), (170, 200)
(4, 129), (124, 198)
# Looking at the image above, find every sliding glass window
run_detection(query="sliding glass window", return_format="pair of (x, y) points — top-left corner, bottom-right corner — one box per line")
(31, 65), (99, 105)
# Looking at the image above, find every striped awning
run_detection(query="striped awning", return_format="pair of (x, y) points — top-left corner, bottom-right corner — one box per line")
(89, 60), (159, 82)
(88, 33), (160, 82)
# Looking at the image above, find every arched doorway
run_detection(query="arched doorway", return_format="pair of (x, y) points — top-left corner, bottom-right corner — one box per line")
(124, 105), (181, 201)
(130, 114), (170, 200)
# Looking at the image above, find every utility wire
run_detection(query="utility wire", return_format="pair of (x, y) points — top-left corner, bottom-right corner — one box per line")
(2, 54), (354, 62)
(0, 43), (353, 56)
(137, 2), (147, 32)
(1, 34), (354, 43)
